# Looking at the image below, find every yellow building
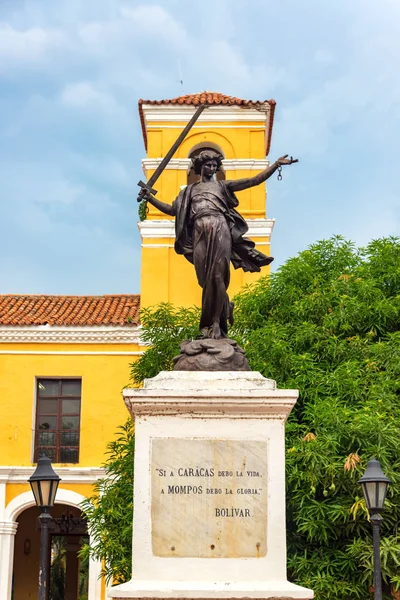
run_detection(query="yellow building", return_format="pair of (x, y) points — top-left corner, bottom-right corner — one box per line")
(138, 91), (276, 308)
(0, 92), (277, 599)
(0, 294), (140, 599)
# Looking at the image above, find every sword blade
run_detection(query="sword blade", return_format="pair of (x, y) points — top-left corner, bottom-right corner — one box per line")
(138, 103), (208, 199)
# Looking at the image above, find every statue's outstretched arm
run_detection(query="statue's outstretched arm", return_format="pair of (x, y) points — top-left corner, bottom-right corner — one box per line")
(142, 192), (176, 216)
(227, 155), (298, 193)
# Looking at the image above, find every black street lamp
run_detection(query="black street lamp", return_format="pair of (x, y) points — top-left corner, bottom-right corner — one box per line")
(29, 455), (61, 600)
(359, 458), (391, 600)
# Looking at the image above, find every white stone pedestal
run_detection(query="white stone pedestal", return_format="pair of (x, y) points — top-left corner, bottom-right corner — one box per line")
(108, 371), (313, 600)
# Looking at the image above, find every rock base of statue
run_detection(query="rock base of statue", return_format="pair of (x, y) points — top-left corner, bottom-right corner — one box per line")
(173, 338), (250, 371)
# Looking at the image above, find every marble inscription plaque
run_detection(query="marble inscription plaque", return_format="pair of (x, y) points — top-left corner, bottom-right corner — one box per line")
(151, 438), (268, 558)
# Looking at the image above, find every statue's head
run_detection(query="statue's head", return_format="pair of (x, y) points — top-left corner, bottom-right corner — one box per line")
(192, 149), (223, 175)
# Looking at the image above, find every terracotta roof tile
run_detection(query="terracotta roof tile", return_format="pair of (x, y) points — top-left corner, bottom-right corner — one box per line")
(139, 91), (272, 108)
(0, 295), (140, 326)
(138, 91), (276, 154)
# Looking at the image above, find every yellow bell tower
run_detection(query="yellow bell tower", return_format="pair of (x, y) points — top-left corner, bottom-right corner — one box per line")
(138, 91), (276, 309)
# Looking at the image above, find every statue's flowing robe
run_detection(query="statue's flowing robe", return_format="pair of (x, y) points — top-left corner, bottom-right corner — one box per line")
(172, 181), (273, 334)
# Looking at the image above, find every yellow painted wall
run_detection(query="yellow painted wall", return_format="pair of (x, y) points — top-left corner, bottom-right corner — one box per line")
(140, 113), (273, 309)
(1, 341), (136, 597)
(0, 344), (138, 466)
(5, 482), (96, 505)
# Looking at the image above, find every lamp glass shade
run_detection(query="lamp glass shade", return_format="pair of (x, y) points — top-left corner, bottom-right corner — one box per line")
(359, 458), (391, 513)
(378, 481), (389, 507)
(29, 454), (61, 509)
(29, 480), (42, 507)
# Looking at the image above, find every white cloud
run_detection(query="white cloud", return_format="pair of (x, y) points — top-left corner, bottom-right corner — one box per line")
(60, 81), (115, 108)
(119, 4), (184, 41)
(0, 22), (67, 66)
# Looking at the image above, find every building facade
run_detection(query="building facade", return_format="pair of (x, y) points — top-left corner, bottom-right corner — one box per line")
(0, 91), (276, 599)
(0, 295), (140, 599)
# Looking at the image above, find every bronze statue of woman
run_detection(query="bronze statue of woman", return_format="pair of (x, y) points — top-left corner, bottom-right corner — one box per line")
(142, 150), (297, 339)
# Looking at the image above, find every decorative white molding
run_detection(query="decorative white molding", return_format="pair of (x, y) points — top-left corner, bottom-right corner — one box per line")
(124, 393), (297, 419)
(0, 522), (18, 536)
(0, 324), (141, 345)
(142, 158), (191, 173)
(0, 522), (17, 600)
(5, 488), (87, 522)
(0, 522), (18, 535)
(0, 466), (105, 485)
(0, 483), (5, 515)
(146, 124), (266, 129)
(141, 104), (270, 125)
(224, 159), (270, 170)
(247, 218), (275, 238)
(123, 371), (297, 420)
(139, 220), (175, 238)
(141, 158), (269, 175)
(138, 218), (274, 240)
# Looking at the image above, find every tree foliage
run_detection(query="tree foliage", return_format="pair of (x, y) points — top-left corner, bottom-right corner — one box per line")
(131, 304), (200, 384)
(84, 236), (400, 598)
(80, 420), (135, 585)
(236, 236), (400, 598)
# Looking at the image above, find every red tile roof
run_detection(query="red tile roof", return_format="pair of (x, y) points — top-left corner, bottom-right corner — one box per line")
(138, 91), (276, 154)
(139, 91), (273, 108)
(0, 295), (140, 326)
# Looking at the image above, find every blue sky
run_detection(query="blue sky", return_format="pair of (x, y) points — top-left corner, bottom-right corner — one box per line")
(0, 0), (399, 294)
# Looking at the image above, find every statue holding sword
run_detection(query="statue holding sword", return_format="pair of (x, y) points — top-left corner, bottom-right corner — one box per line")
(137, 104), (298, 343)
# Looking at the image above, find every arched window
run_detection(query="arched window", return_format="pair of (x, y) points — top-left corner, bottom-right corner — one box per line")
(187, 145), (226, 185)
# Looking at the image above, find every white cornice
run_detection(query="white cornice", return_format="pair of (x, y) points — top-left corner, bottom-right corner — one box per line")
(0, 466), (106, 484)
(123, 371), (297, 420)
(247, 218), (275, 237)
(224, 159), (269, 170)
(0, 325), (141, 345)
(139, 220), (175, 238)
(141, 104), (270, 125)
(138, 218), (274, 240)
(142, 158), (191, 173)
(124, 393), (296, 419)
(141, 158), (270, 175)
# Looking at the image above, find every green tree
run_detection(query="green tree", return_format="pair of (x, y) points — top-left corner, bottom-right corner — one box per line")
(80, 420), (135, 585)
(84, 236), (400, 599)
(233, 236), (400, 598)
(131, 303), (201, 384)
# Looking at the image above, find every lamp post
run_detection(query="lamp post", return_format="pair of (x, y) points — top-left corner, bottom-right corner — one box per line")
(359, 458), (391, 600)
(29, 454), (61, 600)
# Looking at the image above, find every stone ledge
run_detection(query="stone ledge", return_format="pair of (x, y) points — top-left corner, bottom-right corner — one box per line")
(108, 579), (313, 599)
(123, 372), (298, 419)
